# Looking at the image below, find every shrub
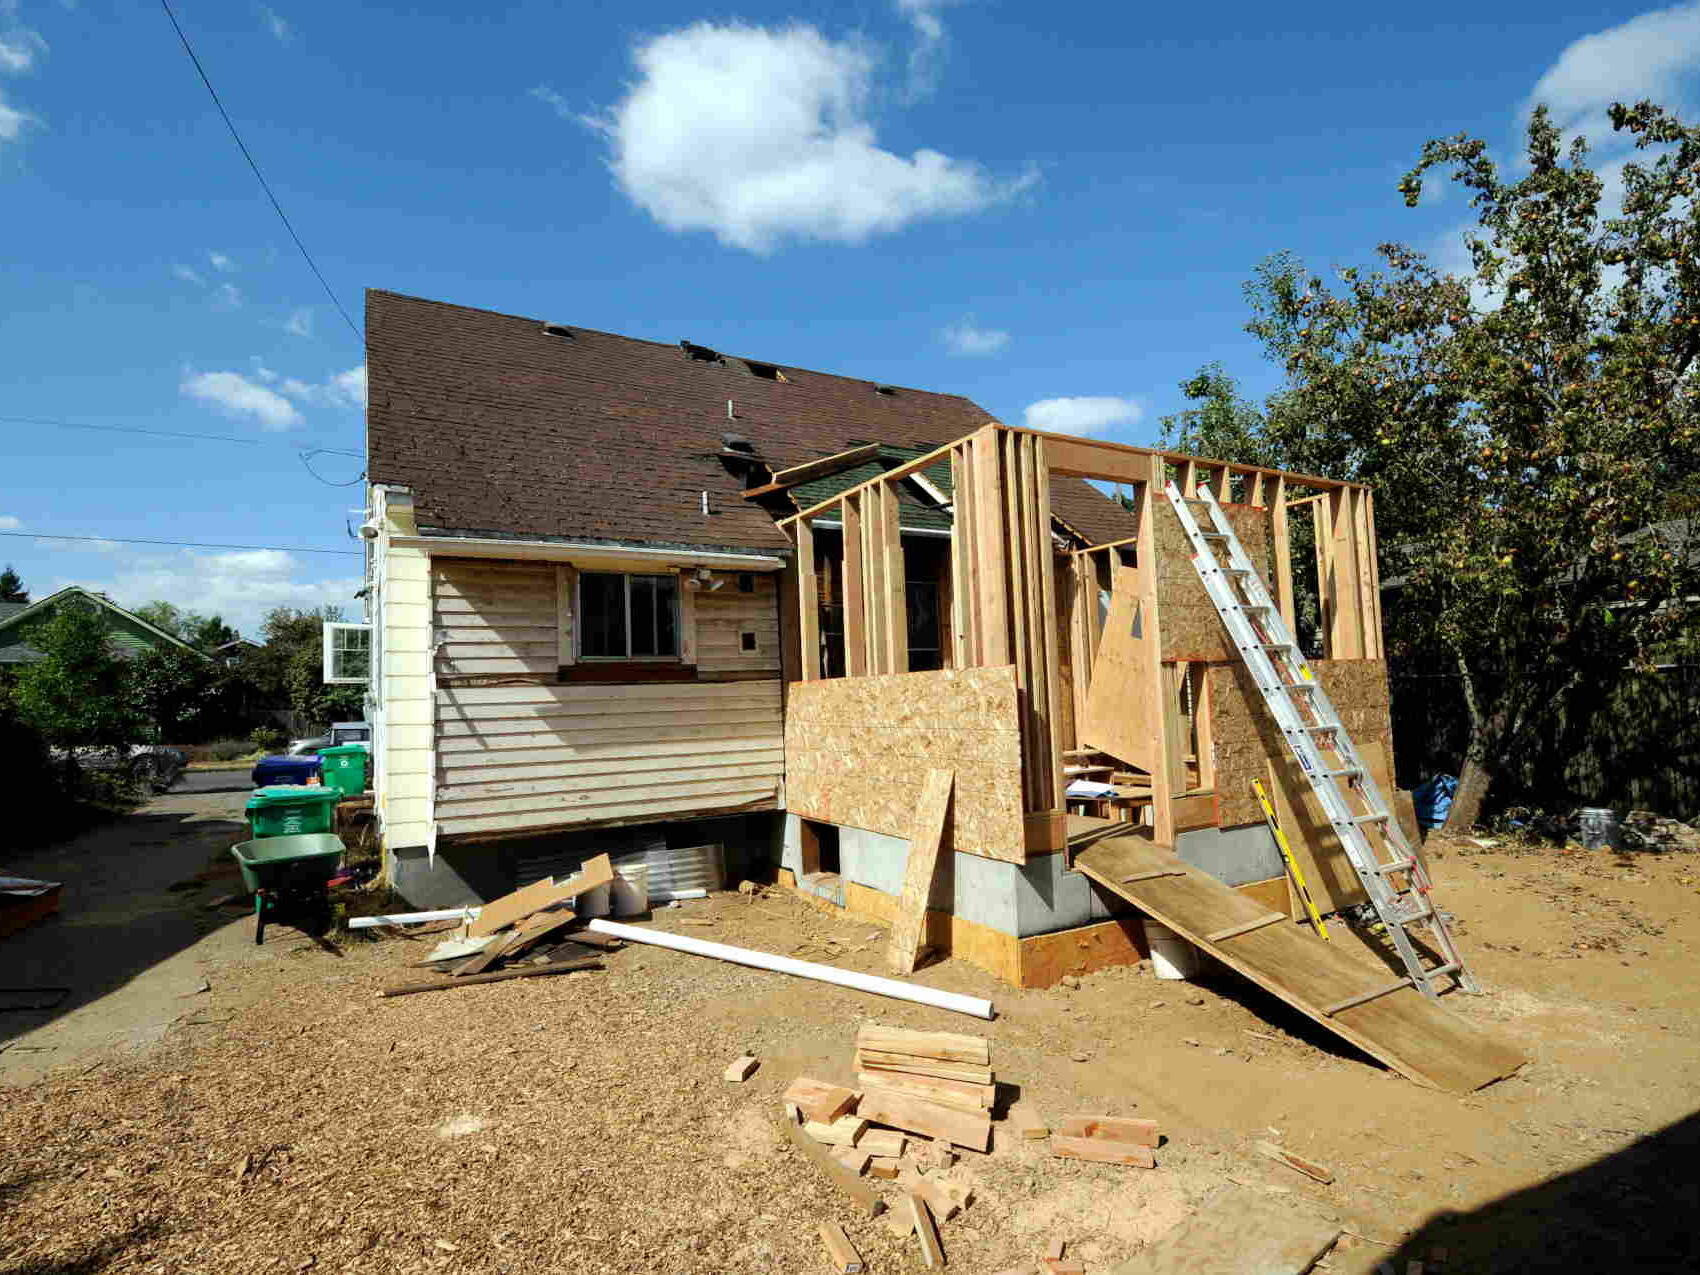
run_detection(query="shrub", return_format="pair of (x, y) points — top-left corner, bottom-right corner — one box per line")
(208, 738), (250, 762)
(250, 725), (287, 754)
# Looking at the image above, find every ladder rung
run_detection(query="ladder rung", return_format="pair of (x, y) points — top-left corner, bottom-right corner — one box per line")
(1340, 813), (1390, 826)
(1366, 857), (1417, 874)
(1198, 530), (1229, 539)
(1315, 767), (1363, 780)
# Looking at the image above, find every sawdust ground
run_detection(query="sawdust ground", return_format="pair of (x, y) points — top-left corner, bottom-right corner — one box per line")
(2, 834), (1698, 1273)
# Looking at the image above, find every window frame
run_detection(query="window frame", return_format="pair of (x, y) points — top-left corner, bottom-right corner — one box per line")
(574, 570), (682, 662)
(322, 622), (373, 684)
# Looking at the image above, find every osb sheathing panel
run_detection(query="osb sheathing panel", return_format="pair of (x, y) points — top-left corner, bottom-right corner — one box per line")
(1209, 659), (1394, 828)
(1154, 499), (1272, 661)
(785, 666), (1027, 863)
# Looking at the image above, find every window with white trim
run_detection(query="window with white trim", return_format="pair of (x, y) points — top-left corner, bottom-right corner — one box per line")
(322, 622), (372, 684)
(578, 572), (680, 659)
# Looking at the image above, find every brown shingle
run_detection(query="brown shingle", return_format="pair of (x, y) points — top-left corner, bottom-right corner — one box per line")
(367, 290), (1137, 552)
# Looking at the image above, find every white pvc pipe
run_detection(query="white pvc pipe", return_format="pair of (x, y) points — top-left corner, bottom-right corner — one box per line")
(348, 906), (478, 929)
(585, 919), (995, 1020)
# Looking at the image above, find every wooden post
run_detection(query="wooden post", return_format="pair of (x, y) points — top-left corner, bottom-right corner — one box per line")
(948, 444), (975, 668)
(843, 492), (867, 676)
(1182, 459), (1199, 498)
(970, 429), (1011, 667)
(796, 518), (820, 680)
(1031, 435), (1065, 810)
(1215, 465), (1233, 502)
(1138, 455), (1177, 845)
(1249, 471), (1266, 508)
(1364, 488), (1386, 659)
(1003, 432), (1037, 808)
(1351, 487), (1380, 660)
(1311, 498), (1334, 659)
(880, 481), (908, 674)
(1327, 488), (1363, 659)
(1271, 474), (1295, 635)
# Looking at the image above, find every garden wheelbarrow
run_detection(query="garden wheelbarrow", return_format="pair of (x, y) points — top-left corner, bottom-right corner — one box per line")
(230, 833), (344, 945)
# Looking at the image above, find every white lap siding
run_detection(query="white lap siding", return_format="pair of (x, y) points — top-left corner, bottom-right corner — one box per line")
(428, 558), (783, 840)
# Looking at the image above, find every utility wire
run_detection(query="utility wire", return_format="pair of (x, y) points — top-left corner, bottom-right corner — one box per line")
(3, 531), (362, 556)
(157, 0), (362, 344)
(1, 413), (362, 457)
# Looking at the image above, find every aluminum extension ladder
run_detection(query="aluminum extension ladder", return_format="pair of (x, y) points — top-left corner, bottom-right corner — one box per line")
(1166, 482), (1478, 1002)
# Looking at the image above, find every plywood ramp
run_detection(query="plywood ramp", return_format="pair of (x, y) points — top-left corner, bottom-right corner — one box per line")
(1074, 830), (1524, 1093)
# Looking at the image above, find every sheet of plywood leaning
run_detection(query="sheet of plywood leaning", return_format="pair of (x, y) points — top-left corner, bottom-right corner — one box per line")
(1079, 583), (1162, 774)
(785, 667), (1027, 863)
(1075, 829), (1525, 1093)
(1153, 498), (1273, 662)
(1209, 659), (1397, 912)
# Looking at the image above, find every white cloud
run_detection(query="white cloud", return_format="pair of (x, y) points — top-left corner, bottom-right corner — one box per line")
(894, 0), (953, 99)
(586, 21), (1027, 253)
(171, 262), (205, 287)
(1530, 4), (1700, 141)
(1023, 395), (1144, 435)
(181, 370), (304, 431)
(283, 306), (313, 337)
(0, 96), (26, 143)
(259, 6), (290, 44)
(46, 548), (360, 638)
(208, 251), (237, 272)
(212, 281), (243, 310)
(940, 315), (1009, 356)
(0, 514), (19, 530)
(530, 84), (572, 118)
(330, 364), (366, 409)
(0, 13), (44, 151)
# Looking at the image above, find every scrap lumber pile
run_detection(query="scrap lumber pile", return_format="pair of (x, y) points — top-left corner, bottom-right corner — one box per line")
(782, 1023), (1004, 1269)
(376, 855), (624, 998)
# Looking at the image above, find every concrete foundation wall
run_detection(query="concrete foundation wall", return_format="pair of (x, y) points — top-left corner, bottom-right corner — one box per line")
(1173, 823), (1282, 887)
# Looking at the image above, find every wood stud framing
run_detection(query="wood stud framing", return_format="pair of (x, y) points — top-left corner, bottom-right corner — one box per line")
(783, 423), (1377, 854)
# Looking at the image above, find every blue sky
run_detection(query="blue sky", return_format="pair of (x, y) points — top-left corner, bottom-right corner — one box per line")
(4, 0), (1696, 635)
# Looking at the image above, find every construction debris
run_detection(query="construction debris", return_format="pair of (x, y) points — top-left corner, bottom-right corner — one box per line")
(1050, 1113), (1160, 1168)
(818, 1221), (864, 1273)
(1254, 1140), (1334, 1184)
(723, 1055), (760, 1082)
(906, 1193), (945, 1269)
(785, 1076), (859, 1123)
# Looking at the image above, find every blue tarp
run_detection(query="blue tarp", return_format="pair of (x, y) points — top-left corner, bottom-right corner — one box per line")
(1413, 774), (1458, 829)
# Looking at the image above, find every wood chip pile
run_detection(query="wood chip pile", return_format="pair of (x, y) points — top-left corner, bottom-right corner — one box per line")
(375, 854), (624, 997)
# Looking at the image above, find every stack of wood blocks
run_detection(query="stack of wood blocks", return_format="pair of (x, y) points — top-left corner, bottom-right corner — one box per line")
(785, 1023), (999, 1271)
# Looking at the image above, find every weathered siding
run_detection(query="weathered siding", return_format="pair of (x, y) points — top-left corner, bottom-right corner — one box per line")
(432, 559), (558, 677)
(376, 495), (435, 850)
(696, 573), (782, 675)
(434, 681), (784, 837)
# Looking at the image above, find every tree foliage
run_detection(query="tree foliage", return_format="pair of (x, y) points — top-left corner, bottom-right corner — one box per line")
(1164, 103), (1700, 827)
(246, 606), (364, 728)
(134, 600), (239, 652)
(11, 600), (141, 753)
(0, 565), (26, 604)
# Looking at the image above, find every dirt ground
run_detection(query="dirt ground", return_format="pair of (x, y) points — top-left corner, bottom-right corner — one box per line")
(2, 815), (1698, 1274)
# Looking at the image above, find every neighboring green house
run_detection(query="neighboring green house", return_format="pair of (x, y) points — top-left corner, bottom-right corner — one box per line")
(0, 587), (207, 665)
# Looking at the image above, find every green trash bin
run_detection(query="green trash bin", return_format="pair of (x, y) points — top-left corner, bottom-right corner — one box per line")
(317, 744), (369, 799)
(246, 785), (341, 839)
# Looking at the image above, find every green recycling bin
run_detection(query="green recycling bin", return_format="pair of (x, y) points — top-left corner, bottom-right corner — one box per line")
(317, 744), (369, 799)
(246, 785), (341, 839)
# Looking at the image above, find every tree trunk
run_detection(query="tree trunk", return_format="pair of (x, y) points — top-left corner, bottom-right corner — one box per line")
(1444, 753), (1494, 833)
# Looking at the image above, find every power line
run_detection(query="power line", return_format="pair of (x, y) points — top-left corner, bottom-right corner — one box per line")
(157, 0), (362, 344)
(2, 531), (363, 557)
(1, 413), (362, 457)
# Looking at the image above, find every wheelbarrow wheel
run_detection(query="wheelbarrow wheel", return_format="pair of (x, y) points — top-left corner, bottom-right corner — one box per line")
(254, 890), (268, 946)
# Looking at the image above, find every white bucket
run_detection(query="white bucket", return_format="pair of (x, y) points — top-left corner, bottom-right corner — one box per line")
(1143, 918), (1199, 980)
(611, 862), (650, 916)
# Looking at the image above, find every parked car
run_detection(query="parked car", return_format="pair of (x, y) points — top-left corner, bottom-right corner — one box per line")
(53, 745), (188, 794)
(288, 721), (371, 756)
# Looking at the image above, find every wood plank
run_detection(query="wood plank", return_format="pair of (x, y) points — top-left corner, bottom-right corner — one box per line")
(856, 1052), (993, 1085)
(1103, 1185), (1340, 1275)
(857, 1086), (992, 1151)
(796, 517), (821, 679)
(805, 1116), (869, 1147)
(819, 1221), (865, 1274)
(1057, 1116), (1160, 1147)
(856, 1071), (989, 1114)
(887, 769), (954, 975)
(780, 1115), (884, 1219)
(377, 959), (599, 997)
(971, 427), (1012, 665)
(723, 1055), (759, 1082)
(1079, 583), (1161, 773)
(439, 787), (778, 837)
(783, 1076), (858, 1124)
(906, 1194), (945, 1270)
(1271, 474), (1296, 644)
(843, 489), (867, 677)
(1074, 831), (1524, 1093)
(766, 442), (883, 489)
(1255, 1140), (1334, 1184)
(857, 1024), (991, 1066)
(466, 875), (560, 938)
(1051, 1134), (1155, 1168)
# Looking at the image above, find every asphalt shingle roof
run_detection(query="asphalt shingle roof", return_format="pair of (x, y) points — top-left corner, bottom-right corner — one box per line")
(366, 291), (1137, 552)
